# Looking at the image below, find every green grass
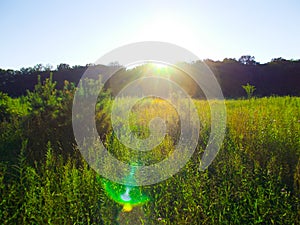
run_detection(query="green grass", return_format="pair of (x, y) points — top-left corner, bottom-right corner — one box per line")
(1, 79), (300, 224)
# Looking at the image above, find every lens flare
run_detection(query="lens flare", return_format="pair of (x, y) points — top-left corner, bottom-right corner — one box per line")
(97, 166), (149, 211)
(123, 203), (133, 212)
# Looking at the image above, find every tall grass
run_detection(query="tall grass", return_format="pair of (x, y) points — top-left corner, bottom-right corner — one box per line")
(1, 91), (300, 224)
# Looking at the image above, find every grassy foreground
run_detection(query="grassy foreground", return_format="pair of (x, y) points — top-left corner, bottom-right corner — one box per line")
(0, 78), (300, 224)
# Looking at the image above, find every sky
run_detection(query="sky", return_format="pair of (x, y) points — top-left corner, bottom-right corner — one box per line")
(0, 0), (300, 70)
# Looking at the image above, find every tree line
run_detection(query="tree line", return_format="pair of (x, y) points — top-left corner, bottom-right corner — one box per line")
(0, 56), (299, 98)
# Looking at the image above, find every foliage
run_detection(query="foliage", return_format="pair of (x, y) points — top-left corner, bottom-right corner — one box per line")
(0, 143), (111, 224)
(57, 63), (70, 71)
(1, 59), (300, 97)
(0, 77), (300, 224)
(238, 55), (257, 65)
(242, 83), (256, 99)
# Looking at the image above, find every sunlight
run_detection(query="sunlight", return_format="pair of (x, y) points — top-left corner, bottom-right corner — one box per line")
(140, 15), (190, 43)
(133, 13), (206, 61)
(150, 62), (170, 77)
(151, 62), (168, 69)
(125, 62), (169, 72)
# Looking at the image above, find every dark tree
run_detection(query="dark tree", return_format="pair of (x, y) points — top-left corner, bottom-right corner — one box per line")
(271, 57), (287, 63)
(57, 63), (70, 71)
(44, 64), (53, 71)
(33, 64), (43, 72)
(223, 58), (238, 63)
(20, 67), (34, 75)
(238, 55), (257, 65)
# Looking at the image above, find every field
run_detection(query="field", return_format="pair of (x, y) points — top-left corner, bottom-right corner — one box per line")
(0, 77), (300, 224)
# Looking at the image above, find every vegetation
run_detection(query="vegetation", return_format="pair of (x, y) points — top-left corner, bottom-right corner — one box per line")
(0, 69), (300, 224)
(1, 56), (300, 98)
(242, 83), (256, 99)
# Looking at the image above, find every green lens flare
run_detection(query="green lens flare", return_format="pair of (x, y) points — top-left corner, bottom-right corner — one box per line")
(97, 166), (149, 207)
(102, 179), (149, 205)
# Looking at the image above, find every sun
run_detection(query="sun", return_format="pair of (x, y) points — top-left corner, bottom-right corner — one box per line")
(133, 13), (200, 58)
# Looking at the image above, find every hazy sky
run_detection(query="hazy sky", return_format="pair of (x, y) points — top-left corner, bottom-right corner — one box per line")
(1, 0), (299, 69)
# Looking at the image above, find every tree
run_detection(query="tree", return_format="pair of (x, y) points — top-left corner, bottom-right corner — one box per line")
(57, 63), (70, 71)
(108, 61), (120, 67)
(72, 65), (83, 69)
(238, 55), (257, 65)
(33, 64), (43, 72)
(242, 83), (256, 99)
(20, 67), (34, 75)
(222, 58), (238, 63)
(44, 64), (53, 71)
(271, 57), (287, 63)
(203, 59), (215, 64)
(26, 73), (59, 113)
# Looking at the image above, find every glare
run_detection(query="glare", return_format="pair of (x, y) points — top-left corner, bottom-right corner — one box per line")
(152, 62), (168, 69)
(132, 13), (206, 60)
(125, 62), (169, 71)
(121, 187), (132, 201)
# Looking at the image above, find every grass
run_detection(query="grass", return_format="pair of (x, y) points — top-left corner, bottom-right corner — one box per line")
(1, 82), (300, 224)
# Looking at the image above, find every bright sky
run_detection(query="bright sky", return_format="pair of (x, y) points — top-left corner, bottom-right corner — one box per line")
(1, 0), (299, 70)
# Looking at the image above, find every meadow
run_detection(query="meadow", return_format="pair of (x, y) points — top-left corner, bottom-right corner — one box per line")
(0, 76), (300, 224)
